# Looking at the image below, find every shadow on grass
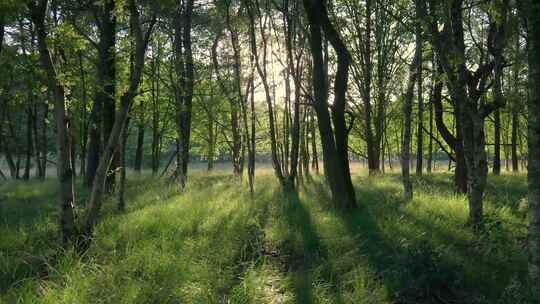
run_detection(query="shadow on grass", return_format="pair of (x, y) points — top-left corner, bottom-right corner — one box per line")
(281, 189), (345, 304)
(305, 177), (478, 304)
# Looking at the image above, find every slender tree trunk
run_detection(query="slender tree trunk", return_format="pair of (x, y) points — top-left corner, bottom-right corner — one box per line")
(493, 109), (502, 175)
(207, 117), (215, 171)
(402, 0), (423, 200)
(1, 103), (17, 179)
(211, 28), (242, 177)
(78, 52), (88, 178)
(511, 110), (519, 172)
(117, 117), (129, 211)
(245, 0), (284, 184)
(85, 98), (102, 186)
(416, 35), (424, 176)
(427, 86), (434, 173)
(23, 108), (33, 180)
(402, 53), (419, 200)
(151, 38), (161, 175)
(134, 120), (144, 173)
(310, 110), (319, 174)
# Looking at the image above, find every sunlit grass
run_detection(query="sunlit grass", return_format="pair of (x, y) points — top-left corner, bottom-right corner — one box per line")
(0, 169), (529, 303)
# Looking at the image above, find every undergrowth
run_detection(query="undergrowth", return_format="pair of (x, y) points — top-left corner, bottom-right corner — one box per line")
(0, 171), (528, 303)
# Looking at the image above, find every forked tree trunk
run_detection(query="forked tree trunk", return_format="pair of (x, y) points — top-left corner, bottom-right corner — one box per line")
(303, 0), (356, 209)
(84, 0), (155, 239)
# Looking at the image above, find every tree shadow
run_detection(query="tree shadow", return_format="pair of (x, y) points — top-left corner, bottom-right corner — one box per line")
(280, 189), (345, 304)
(305, 177), (490, 303)
(484, 174), (527, 216)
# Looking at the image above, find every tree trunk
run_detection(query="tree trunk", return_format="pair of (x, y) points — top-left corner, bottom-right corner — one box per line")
(173, 0), (194, 188)
(493, 109), (502, 175)
(363, 0), (378, 176)
(134, 121), (144, 173)
(427, 85), (434, 173)
(78, 52), (88, 178)
(308, 110), (319, 174)
(86, 0), (116, 189)
(522, 0), (540, 298)
(211, 28), (242, 177)
(23, 108), (33, 180)
(117, 117), (129, 211)
(151, 37), (161, 175)
(303, 0), (356, 209)
(416, 33), (424, 176)
(511, 110), (519, 172)
(245, 0), (285, 184)
(31, 0), (77, 244)
(401, 45), (420, 201)
(1, 99), (18, 179)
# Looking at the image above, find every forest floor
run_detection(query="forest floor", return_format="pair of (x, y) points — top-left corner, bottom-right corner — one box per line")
(0, 169), (529, 303)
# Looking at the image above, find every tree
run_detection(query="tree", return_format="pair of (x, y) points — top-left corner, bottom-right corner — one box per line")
(401, 0), (424, 200)
(521, 0), (540, 299)
(83, 0), (155, 239)
(83, 0), (117, 188)
(303, 0), (357, 209)
(29, 0), (76, 244)
(173, 0), (195, 188)
(427, 0), (509, 229)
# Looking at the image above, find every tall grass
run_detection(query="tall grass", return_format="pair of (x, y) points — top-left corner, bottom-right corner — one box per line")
(0, 170), (528, 303)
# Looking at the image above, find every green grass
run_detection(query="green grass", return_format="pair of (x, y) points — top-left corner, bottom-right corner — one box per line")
(0, 170), (529, 303)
